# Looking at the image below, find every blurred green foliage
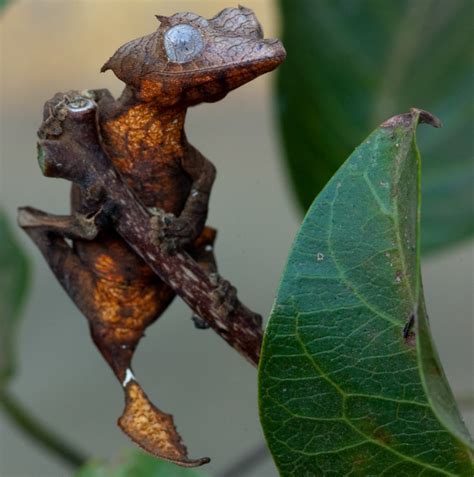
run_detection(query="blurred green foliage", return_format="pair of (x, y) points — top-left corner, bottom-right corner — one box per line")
(76, 451), (210, 477)
(277, 0), (474, 253)
(0, 209), (30, 389)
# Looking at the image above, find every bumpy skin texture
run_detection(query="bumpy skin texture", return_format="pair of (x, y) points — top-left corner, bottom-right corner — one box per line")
(21, 7), (285, 467)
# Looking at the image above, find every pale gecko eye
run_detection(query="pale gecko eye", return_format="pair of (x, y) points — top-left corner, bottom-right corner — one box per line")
(164, 24), (203, 63)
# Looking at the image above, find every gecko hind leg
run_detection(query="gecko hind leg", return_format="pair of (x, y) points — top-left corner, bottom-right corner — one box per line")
(187, 226), (258, 328)
(188, 226), (218, 330)
(18, 206), (102, 241)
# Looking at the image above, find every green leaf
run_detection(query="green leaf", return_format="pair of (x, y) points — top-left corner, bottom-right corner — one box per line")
(0, 208), (30, 389)
(259, 110), (473, 476)
(277, 0), (474, 253)
(76, 450), (210, 477)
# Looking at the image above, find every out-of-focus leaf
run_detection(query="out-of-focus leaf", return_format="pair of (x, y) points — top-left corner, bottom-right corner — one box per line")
(259, 110), (473, 475)
(0, 0), (10, 12)
(0, 209), (30, 389)
(277, 0), (474, 253)
(76, 450), (210, 477)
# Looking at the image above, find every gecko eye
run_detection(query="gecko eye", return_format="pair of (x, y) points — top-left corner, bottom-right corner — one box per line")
(164, 24), (204, 63)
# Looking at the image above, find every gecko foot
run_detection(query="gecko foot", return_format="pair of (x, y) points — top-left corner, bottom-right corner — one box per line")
(149, 209), (194, 254)
(209, 273), (237, 315)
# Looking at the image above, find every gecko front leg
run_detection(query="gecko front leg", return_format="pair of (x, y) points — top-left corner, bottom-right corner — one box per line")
(150, 144), (216, 254)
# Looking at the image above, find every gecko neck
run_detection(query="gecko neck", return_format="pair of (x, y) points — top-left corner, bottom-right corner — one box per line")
(116, 85), (189, 140)
(101, 85), (190, 166)
(99, 85), (192, 212)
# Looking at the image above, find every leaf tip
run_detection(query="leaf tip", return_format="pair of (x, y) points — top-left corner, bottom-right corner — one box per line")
(410, 108), (442, 128)
(380, 109), (442, 129)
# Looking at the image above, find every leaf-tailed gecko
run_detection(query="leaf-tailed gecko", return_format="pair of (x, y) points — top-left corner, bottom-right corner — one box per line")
(18, 6), (285, 466)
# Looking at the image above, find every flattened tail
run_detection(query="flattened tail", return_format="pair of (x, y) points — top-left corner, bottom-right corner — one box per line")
(119, 381), (210, 467)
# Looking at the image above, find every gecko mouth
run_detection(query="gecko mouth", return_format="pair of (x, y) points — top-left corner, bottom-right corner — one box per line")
(146, 39), (286, 79)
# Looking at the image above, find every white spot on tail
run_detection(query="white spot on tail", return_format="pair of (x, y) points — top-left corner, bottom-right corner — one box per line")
(122, 368), (135, 387)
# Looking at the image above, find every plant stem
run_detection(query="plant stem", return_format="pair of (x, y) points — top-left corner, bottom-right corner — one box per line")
(0, 389), (86, 469)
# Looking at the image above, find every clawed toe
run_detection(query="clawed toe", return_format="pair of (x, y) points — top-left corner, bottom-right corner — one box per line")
(209, 273), (237, 314)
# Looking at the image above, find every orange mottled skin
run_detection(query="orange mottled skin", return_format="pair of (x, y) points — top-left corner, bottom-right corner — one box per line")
(102, 102), (190, 213)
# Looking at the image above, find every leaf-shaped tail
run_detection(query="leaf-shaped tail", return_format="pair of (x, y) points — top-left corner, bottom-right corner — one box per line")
(119, 380), (210, 467)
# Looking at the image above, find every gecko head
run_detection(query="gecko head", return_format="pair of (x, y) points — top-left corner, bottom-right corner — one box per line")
(101, 6), (286, 106)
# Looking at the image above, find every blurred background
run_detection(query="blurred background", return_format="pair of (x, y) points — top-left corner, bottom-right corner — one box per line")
(0, 1), (472, 477)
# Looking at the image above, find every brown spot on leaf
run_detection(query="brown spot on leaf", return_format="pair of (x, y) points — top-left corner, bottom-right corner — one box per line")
(373, 427), (392, 445)
(403, 314), (416, 348)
